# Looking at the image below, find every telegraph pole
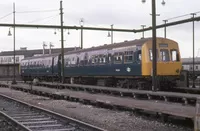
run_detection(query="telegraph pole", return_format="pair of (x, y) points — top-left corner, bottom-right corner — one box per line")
(80, 18), (84, 49)
(152, 0), (157, 91)
(81, 27), (83, 49)
(141, 25), (146, 38)
(111, 24), (113, 44)
(60, 0), (65, 83)
(191, 13), (196, 88)
(163, 20), (168, 38)
(12, 2), (16, 84)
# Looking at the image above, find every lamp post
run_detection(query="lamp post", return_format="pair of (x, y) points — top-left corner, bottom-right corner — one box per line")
(141, 25), (146, 38)
(107, 24), (114, 44)
(49, 42), (54, 54)
(80, 18), (84, 49)
(42, 42), (47, 55)
(142, 0), (166, 91)
(163, 20), (168, 38)
(8, 3), (16, 84)
(191, 13), (196, 88)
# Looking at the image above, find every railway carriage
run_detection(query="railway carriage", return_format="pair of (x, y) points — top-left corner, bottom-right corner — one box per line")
(20, 37), (182, 90)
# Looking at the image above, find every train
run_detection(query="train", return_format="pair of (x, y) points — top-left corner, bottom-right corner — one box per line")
(20, 37), (182, 90)
(182, 57), (200, 80)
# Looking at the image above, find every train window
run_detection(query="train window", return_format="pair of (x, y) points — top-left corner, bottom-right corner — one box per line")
(171, 50), (179, 61)
(91, 56), (95, 64)
(16, 57), (19, 62)
(149, 49), (158, 61)
(107, 54), (112, 64)
(109, 56), (111, 62)
(196, 66), (198, 69)
(114, 52), (123, 64)
(160, 49), (170, 62)
(103, 57), (106, 63)
(138, 51), (141, 61)
(124, 51), (134, 63)
(95, 57), (98, 63)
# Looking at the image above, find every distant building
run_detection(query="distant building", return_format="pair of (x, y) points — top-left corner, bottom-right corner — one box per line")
(181, 57), (200, 71)
(0, 47), (79, 64)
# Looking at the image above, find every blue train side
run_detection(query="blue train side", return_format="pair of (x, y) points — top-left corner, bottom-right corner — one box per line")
(20, 37), (182, 90)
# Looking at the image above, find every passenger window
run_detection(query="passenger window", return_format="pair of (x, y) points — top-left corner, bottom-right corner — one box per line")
(171, 50), (179, 61)
(91, 56), (95, 64)
(108, 54), (112, 63)
(114, 52), (123, 64)
(124, 51), (134, 63)
(160, 49), (170, 62)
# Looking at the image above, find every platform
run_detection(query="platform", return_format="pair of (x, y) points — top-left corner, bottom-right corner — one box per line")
(36, 82), (199, 105)
(2, 82), (196, 119)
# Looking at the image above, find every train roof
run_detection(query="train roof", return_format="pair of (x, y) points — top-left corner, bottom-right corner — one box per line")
(64, 37), (174, 55)
(22, 37), (175, 61)
(0, 47), (77, 57)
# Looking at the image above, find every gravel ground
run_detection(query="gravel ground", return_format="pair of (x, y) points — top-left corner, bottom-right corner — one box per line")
(0, 115), (24, 131)
(0, 88), (193, 131)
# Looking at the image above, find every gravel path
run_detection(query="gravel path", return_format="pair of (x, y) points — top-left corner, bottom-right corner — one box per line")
(0, 88), (193, 131)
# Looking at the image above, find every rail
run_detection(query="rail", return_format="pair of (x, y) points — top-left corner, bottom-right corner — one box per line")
(0, 93), (105, 131)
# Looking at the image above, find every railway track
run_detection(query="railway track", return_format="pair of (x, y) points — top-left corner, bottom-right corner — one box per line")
(0, 81), (198, 106)
(0, 94), (105, 131)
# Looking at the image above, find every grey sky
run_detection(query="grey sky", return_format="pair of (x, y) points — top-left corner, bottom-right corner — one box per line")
(0, 0), (200, 58)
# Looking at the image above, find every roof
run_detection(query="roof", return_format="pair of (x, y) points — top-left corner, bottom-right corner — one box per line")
(21, 37), (176, 60)
(64, 37), (174, 55)
(0, 47), (79, 57)
(182, 57), (200, 64)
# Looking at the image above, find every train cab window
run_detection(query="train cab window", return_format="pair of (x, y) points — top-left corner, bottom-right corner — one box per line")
(149, 49), (158, 61)
(160, 49), (170, 62)
(171, 50), (180, 62)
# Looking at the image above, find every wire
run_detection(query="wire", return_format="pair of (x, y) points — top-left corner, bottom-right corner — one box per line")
(0, 12), (12, 21)
(166, 13), (191, 21)
(27, 14), (59, 23)
(42, 15), (59, 25)
(16, 9), (58, 14)
(165, 11), (200, 21)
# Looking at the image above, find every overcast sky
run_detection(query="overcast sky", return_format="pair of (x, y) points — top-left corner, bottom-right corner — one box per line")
(0, 0), (200, 58)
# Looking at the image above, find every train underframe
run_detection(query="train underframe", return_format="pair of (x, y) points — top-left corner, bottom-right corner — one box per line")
(21, 75), (179, 91)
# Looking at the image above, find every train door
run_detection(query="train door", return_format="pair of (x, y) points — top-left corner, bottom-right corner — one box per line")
(135, 50), (141, 63)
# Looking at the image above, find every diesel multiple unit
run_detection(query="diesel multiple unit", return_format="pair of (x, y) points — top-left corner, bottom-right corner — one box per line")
(20, 37), (182, 90)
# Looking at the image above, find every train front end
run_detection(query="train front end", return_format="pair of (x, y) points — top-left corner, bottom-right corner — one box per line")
(142, 38), (182, 89)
